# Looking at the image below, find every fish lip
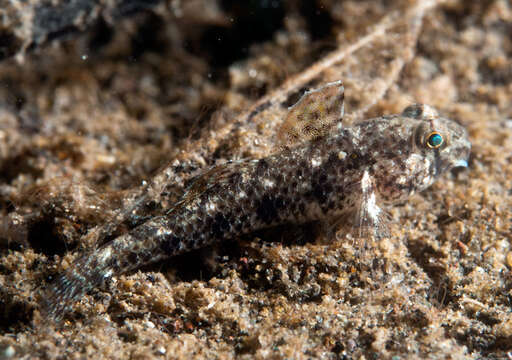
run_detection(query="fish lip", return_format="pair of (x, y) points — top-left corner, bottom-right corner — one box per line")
(453, 159), (468, 168)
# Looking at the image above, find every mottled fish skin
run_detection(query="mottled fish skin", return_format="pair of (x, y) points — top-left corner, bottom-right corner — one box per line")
(43, 91), (471, 319)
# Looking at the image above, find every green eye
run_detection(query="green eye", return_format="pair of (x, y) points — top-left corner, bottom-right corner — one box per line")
(426, 132), (443, 149)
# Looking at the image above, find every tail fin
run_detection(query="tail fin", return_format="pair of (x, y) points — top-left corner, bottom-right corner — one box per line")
(41, 245), (116, 321)
(41, 215), (177, 320)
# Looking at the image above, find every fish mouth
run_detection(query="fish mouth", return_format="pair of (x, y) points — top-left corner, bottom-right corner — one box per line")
(437, 157), (469, 176)
(452, 159), (468, 168)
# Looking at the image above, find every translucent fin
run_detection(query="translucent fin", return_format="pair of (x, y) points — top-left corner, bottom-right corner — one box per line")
(41, 246), (115, 321)
(324, 174), (390, 251)
(277, 80), (344, 147)
(354, 170), (390, 239)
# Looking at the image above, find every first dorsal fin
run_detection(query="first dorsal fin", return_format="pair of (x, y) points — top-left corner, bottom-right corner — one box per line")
(277, 80), (344, 148)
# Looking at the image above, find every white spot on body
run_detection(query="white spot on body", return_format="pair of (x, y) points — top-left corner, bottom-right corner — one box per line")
(397, 175), (407, 185)
(263, 178), (275, 188)
(350, 127), (362, 143)
(206, 201), (218, 212)
(338, 151), (347, 160)
(405, 154), (423, 169)
(422, 175), (433, 187)
(311, 157), (322, 167)
(98, 247), (112, 263)
(156, 227), (172, 237)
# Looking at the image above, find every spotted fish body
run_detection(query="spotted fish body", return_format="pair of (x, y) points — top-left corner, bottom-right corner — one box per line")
(44, 83), (471, 318)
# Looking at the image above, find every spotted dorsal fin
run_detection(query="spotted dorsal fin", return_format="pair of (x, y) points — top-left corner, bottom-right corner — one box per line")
(277, 80), (344, 148)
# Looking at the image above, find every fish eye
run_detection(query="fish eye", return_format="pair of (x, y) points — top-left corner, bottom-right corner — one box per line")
(426, 132), (443, 149)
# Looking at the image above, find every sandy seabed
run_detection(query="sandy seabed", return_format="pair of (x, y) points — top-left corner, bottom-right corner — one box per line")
(0, 0), (511, 359)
